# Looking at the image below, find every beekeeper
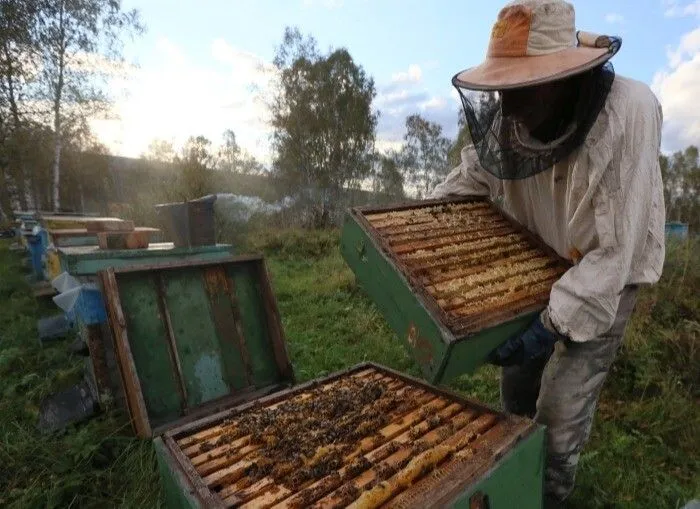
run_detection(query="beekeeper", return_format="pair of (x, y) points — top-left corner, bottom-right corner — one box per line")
(429, 0), (665, 505)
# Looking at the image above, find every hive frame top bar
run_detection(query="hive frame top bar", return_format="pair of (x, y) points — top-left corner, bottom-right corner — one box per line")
(159, 361), (539, 509)
(350, 196), (571, 340)
(163, 362), (515, 441)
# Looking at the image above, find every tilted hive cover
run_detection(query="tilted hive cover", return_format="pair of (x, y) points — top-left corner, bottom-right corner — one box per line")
(100, 256), (295, 438)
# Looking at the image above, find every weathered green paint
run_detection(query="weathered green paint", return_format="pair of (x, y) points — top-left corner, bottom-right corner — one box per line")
(441, 314), (536, 382)
(111, 259), (292, 432)
(451, 426), (545, 509)
(119, 273), (183, 427)
(163, 270), (232, 406)
(340, 215), (449, 382)
(58, 243), (233, 276)
(53, 234), (98, 247)
(341, 213), (532, 384)
(229, 265), (280, 386)
(202, 268), (250, 391)
(154, 438), (202, 509)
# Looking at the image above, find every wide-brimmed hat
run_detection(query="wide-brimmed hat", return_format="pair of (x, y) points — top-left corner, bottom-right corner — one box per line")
(454, 0), (621, 91)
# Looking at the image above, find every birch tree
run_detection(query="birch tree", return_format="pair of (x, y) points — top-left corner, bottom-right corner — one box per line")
(37, 0), (140, 211)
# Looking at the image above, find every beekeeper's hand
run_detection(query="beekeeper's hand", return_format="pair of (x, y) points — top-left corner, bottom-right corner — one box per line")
(487, 316), (558, 367)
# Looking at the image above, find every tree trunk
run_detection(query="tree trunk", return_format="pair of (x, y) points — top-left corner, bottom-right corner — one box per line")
(51, 0), (66, 212)
(52, 134), (62, 212)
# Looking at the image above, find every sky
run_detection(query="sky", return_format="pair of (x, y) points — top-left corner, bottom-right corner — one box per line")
(90, 0), (700, 163)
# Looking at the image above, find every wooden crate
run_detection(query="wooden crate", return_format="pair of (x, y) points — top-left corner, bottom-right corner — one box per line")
(341, 197), (570, 383)
(99, 256), (294, 438)
(154, 363), (544, 509)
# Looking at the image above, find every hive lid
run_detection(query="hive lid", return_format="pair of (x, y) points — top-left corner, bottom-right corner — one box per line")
(99, 255), (295, 438)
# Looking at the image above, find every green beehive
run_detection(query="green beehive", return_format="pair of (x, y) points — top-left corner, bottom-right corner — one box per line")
(99, 256), (294, 437)
(55, 242), (234, 277)
(97, 256), (545, 508)
(341, 197), (570, 384)
(51, 242), (235, 406)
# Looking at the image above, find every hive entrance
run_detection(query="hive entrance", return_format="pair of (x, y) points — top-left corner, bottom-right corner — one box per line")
(361, 201), (568, 335)
(172, 367), (510, 508)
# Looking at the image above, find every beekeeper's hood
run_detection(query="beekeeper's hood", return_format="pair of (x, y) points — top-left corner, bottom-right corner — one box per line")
(453, 0), (622, 180)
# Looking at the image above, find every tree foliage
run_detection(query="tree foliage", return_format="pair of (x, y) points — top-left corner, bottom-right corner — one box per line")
(37, 0), (142, 210)
(400, 114), (450, 198)
(660, 146), (699, 230)
(270, 27), (378, 227)
(371, 151), (404, 198)
(0, 0), (142, 214)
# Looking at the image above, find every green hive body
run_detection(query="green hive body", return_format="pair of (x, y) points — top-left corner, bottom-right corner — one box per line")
(340, 212), (537, 384)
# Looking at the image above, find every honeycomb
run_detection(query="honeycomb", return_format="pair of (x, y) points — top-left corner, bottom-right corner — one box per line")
(362, 200), (568, 334)
(172, 367), (517, 509)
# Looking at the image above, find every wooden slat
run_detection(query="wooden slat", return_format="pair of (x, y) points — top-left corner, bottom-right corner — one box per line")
(176, 368), (379, 450)
(216, 394), (448, 506)
(191, 381), (423, 469)
(260, 403), (469, 509)
(311, 414), (498, 509)
(155, 272), (189, 413)
(195, 379), (410, 476)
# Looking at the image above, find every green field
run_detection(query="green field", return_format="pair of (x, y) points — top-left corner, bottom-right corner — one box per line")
(0, 231), (698, 508)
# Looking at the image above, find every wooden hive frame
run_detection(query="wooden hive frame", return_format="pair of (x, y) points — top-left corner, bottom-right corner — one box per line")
(155, 363), (544, 509)
(341, 197), (571, 383)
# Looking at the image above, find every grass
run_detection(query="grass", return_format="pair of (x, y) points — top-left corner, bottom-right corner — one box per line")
(0, 231), (698, 508)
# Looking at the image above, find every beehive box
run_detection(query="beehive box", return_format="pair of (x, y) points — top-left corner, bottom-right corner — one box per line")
(99, 256), (294, 438)
(97, 258), (544, 508)
(155, 363), (544, 509)
(341, 197), (570, 384)
(53, 243), (235, 408)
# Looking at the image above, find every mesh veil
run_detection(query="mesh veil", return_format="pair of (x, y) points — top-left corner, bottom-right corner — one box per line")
(455, 59), (617, 180)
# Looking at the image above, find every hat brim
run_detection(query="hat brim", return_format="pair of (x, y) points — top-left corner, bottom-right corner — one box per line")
(453, 46), (616, 91)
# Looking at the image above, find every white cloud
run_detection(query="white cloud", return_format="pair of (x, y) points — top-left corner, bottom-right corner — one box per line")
(391, 64), (423, 84)
(663, 0), (700, 17)
(604, 13), (625, 24)
(90, 37), (277, 164)
(652, 27), (700, 151)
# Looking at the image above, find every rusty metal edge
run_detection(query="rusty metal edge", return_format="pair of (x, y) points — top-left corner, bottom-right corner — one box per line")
(108, 254), (262, 274)
(165, 435), (229, 508)
(154, 272), (190, 414)
(100, 268), (153, 438)
(350, 197), (572, 340)
(349, 211), (456, 346)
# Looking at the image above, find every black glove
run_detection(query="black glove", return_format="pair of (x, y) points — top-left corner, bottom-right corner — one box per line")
(487, 316), (559, 367)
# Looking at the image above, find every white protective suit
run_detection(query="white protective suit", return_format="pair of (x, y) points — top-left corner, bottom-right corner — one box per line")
(430, 75), (666, 342)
